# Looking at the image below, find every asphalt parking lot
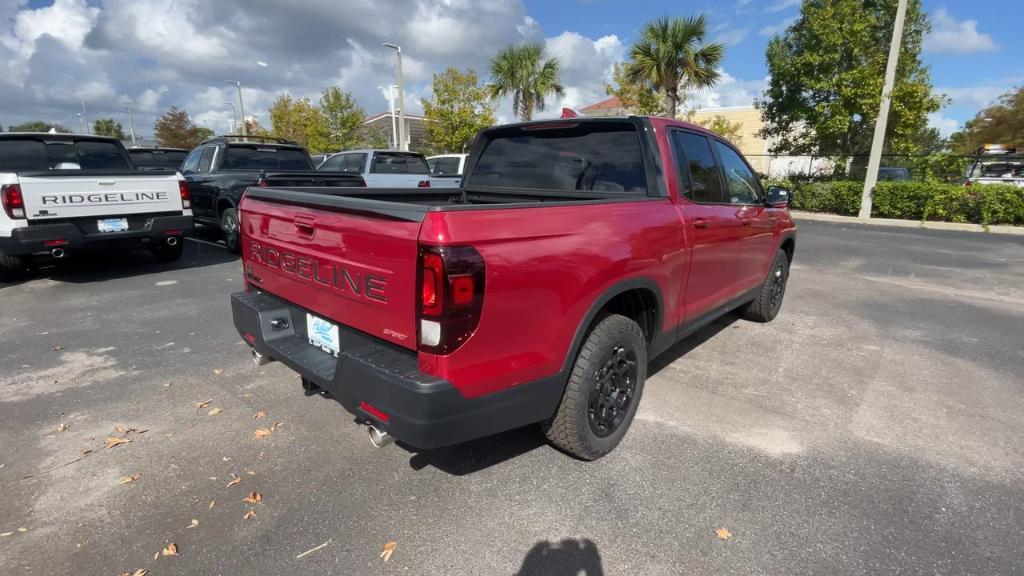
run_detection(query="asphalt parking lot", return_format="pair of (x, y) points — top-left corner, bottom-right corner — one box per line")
(1, 221), (1022, 575)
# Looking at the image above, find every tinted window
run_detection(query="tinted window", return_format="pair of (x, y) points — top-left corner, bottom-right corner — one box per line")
(674, 132), (723, 203)
(0, 138), (131, 171)
(371, 152), (430, 175)
(430, 157), (461, 176)
(319, 153), (360, 173)
(0, 139), (49, 171)
(221, 146), (312, 170)
(712, 140), (760, 204)
(468, 122), (647, 193)
(181, 148), (202, 173)
(128, 149), (187, 169)
(198, 147), (216, 173)
(73, 140), (131, 169)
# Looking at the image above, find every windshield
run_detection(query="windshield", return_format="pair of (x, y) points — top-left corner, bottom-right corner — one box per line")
(467, 121), (648, 193)
(0, 137), (132, 171)
(222, 145), (313, 170)
(128, 149), (187, 169)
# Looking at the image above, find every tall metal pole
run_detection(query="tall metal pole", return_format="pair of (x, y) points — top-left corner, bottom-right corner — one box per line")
(227, 81), (247, 138)
(388, 85), (398, 149)
(81, 100), (89, 134)
(124, 101), (137, 146)
(225, 102), (238, 134)
(383, 43), (407, 151)
(860, 0), (908, 219)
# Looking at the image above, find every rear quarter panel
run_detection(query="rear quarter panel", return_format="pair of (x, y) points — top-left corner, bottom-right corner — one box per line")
(420, 199), (687, 398)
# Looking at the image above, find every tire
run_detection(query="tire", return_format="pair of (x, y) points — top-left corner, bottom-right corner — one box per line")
(220, 207), (240, 253)
(740, 248), (790, 323)
(0, 251), (27, 281)
(542, 314), (648, 460)
(151, 240), (184, 262)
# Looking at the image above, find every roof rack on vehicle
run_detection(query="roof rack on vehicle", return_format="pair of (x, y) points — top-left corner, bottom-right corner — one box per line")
(199, 134), (299, 146)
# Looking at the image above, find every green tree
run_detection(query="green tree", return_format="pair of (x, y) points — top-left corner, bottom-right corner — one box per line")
(268, 94), (322, 147)
(604, 62), (665, 116)
(9, 121), (71, 133)
(488, 43), (565, 121)
(422, 67), (496, 153)
(625, 15), (725, 119)
(758, 0), (942, 157)
(196, 126), (215, 141)
(950, 86), (1024, 153)
(93, 118), (126, 139)
(307, 86), (369, 152)
(697, 115), (744, 144)
(154, 107), (207, 148)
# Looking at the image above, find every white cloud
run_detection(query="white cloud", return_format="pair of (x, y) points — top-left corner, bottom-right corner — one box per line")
(713, 27), (749, 47)
(924, 8), (997, 55)
(686, 70), (767, 110)
(543, 31), (625, 117)
(759, 16), (796, 37)
(763, 0), (801, 13)
(927, 112), (959, 138)
(939, 85), (1011, 110)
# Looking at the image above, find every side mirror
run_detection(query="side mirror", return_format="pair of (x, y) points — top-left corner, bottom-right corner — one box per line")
(765, 185), (791, 208)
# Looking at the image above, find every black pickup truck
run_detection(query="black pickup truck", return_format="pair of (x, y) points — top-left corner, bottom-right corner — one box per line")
(181, 136), (364, 252)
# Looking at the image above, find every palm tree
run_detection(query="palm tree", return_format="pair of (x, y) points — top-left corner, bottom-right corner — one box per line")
(488, 43), (565, 121)
(626, 15), (725, 118)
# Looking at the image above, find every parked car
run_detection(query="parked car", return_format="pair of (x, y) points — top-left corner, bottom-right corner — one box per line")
(427, 153), (467, 188)
(0, 133), (193, 277)
(127, 146), (188, 171)
(965, 144), (1024, 187)
(310, 153), (329, 168)
(180, 135), (364, 252)
(877, 166), (910, 182)
(317, 149), (432, 188)
(231, 116), (796, 459)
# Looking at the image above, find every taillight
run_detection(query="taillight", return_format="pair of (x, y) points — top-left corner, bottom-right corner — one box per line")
(256, 177), (269, 187)
(417, 246), (485, 354)
(178, 180), (192, 209)
(417, 179), (431, 188)
(1, 184), (25, 219)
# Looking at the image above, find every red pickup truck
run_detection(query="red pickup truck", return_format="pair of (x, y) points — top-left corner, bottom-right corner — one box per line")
(231, 117), (796, 459)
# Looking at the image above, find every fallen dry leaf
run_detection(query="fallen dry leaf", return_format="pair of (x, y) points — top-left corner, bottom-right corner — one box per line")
(208, 499), (216, 509)
(51, 345), (63, 351)
(194, 399), (213, 409)
(254, 428), (272, 438)
(161, 543), (179, 556)
(246, 470), (256, 476)
(208, 407), (223, 416)
(213, 368), (224, 375)
(243, 491), (262, 504)
(188, 519), (199, 529)
(105, 437), (132, 449)
(119, 473), (141, 485)
(0, 531), (13, 537)
(715, 528), (732, 540)
(243, 510), (256, 520)
(80, 448), (94, 455)
(17, 527), (26, 533)
(114, 424), (125, 434)
(270, 421), (282, 432)
(252, 410), (266, 420)
(56, 422), (69, 433)
(380, 541), (397, 562)
(226, 473), (241, 488)
(120, 570), (147, 576)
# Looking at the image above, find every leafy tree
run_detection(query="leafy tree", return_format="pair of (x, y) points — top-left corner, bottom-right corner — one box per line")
(154, 107), (207, 148)
(758, 0), (942, 157)
(489, 43), (565, 121)
(626, 15), (724, 119)
(950, 86), (1024, 153)
(9, 121), (70, 133)
(604, 62), (665, 116)
(93, 118), (126, 139)
(307, 86), (370, 152)
(268, 94), (322, 147)
(196, 127), (215, 141)
(422, 67), (496, 153)
(697, 115), (744, 144)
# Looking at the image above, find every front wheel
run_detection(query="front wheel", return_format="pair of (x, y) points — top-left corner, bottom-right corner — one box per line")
(542, 314), (647, 460)
(740, 248), (790, 323)
(220, 207), (240, 254)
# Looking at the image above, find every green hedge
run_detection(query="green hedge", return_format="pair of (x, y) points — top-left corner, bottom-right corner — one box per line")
(771, 180), (1024, 226)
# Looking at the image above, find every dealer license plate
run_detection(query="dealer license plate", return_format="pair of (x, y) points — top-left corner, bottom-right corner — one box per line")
(306, 313), (340, 356)
(97, 218), (129, 233)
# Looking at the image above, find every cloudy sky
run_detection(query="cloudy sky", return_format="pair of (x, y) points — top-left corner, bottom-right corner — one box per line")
(0, 0), (1016, 139)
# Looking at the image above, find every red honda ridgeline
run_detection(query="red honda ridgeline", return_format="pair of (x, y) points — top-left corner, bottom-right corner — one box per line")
(231, 116), (796, 460)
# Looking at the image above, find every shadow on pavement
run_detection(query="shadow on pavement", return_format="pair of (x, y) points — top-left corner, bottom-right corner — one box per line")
(404, 425), (547, 476)
(648, 311), (741, 378)
(514, 538), (604, 576)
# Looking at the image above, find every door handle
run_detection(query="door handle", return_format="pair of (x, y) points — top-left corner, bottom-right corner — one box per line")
(693, 218), (709, 229)
(293, 216), (315, 236)
(741, 218), (753, 226)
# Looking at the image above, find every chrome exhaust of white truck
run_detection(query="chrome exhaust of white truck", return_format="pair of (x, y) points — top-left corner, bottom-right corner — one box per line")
(368, 425), (394, 448)
(51, 248), (65, 258)
(251, 348), (275, 366)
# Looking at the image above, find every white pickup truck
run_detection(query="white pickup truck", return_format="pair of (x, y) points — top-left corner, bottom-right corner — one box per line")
(0, 133), (193, 277)
(426, 153), (467, 189)
(316, 149), (433, 188)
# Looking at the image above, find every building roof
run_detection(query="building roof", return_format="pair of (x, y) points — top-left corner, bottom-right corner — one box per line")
(364, 111), (428, 124)
(580, 96), (624, 112)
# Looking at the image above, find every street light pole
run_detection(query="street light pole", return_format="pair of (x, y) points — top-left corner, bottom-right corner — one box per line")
(81, 100), (89, 134)
(382, 43), (406, 151)
(226, 81), (247, 138)
(860, 0), (908, 219)
(388, 85), (398, 149)
(124, 101), (138, 146)
(225, 102), (238, 134)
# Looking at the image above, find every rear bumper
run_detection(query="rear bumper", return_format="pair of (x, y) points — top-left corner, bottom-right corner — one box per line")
(0, 214), (192, 255)
(231, 290), (563, 450)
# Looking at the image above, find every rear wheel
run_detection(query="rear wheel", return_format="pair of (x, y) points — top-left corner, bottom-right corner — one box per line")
(151, 240), (184, 262)
(542, 314), (647, 460)
(0, 251), (27, 281)
(740, 248), (790, 323)
(220, 207), (240, 253)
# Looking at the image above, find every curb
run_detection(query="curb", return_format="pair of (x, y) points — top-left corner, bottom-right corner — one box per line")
(790, 211), (1024, 236)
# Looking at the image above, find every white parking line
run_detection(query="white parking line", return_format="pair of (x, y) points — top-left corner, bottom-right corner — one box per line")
(186, 237), (227, 249)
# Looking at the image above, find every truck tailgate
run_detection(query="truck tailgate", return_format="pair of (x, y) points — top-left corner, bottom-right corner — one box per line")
(239, 192), (421, 351)
(18, 172), (183, 221)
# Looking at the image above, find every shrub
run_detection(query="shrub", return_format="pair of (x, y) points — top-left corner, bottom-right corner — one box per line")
(787, 181), (862, 216)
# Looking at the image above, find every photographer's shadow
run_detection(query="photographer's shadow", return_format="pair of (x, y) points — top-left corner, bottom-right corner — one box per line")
(515, 538), (603, 576)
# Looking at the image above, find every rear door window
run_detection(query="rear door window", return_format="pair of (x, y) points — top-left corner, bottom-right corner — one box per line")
(181, 148), (202, 173)
(673, 132), (724, 203)
(467, 121), (648, 194)
(371, 152), (430, 175)
(319, 153), (365, 174)
(197, 147), (216, 173)
(430, 156), (462, 176)
(222, 146), (313, 170)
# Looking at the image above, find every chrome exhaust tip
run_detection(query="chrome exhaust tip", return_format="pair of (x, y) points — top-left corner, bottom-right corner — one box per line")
(368, 425), (394, 448)
(51, 248), (65, 259)
(251, 348), (274, 366)
(166, 236), (178, 246)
